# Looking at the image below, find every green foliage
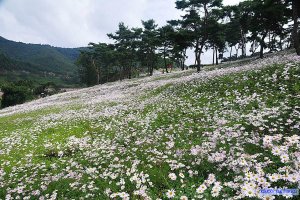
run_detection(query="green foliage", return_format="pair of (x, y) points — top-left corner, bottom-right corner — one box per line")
(0, 36), (82, 86)
(75, 0), (298, 87)
(77, 51), (100, 86)
(240, 0), (289, 58)
(140, 19), (160, 76)
(0, 81), (62, 108)
(1, 81), (34, 108)
(70, 0), (300, 87)
(175, 0), (224, 71)
(0, 53), (41, 74)
(108, 22), (143, 79)
(78, 21), (170, 86)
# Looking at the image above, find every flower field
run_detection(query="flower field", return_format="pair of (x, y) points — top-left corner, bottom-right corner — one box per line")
(0, 52), (300, 199)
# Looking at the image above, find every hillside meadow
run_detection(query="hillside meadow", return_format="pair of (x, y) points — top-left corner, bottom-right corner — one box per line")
(0, 52), (300, 199)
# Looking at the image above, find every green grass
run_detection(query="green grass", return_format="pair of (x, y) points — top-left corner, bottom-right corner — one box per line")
(0, 60), (299, 199)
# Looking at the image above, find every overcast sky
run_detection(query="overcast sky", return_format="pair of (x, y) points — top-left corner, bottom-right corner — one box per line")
(0, 0), (241, 64)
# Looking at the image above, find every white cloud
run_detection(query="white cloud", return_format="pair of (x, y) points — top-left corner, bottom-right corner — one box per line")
(0, 0), (182, 47)
(0, 0), (241, 64)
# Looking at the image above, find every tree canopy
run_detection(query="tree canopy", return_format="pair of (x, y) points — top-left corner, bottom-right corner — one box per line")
(77, 0), (300, 86)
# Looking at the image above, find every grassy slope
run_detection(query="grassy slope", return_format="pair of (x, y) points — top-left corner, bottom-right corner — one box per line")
(0, 52), (299, 199)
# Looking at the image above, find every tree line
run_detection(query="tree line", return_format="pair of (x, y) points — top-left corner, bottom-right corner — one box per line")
(77, 0), (300, 86)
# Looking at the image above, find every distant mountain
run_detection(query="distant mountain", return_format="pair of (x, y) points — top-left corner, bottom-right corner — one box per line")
(0, 53), (41, 73)
(0, 36), (84, 86)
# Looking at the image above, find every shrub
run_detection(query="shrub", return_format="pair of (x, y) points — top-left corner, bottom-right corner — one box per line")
(1, 84), (34, 108)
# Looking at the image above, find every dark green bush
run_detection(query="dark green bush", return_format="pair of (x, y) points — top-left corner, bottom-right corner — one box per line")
(1, 83), (34, 108)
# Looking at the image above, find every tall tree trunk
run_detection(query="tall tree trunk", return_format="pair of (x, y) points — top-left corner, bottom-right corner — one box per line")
(128, 66), (132, 79)
(147, 54), (152, 76)
(180, 52), (184, 70)
(183, 49), (187, 70)
(180, 60), (182, 70)
(260, 44), (264, 59)
(196, 46), (203, 73)
(279, 36), (283, 51)
(196, 3), (208, 72)
(212, 46), (215, 65)
(194, 41), (199, 69)
(194, 51), (198, 68)
(260, 34), (267, 59)
(215, 48), (218, 65)
(196, 45), (204, 73)
(240, 29), (246, 57)
(149, 64), (153, 76)
(163, 47), (168, 73)
(293, 0), (300, 55)
(241, 42), (245, 57)
(196, 55), (201, 72)
(268, 32), (272, 51)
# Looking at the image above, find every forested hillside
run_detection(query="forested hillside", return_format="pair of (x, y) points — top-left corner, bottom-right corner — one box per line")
(0, 36), (82, 86)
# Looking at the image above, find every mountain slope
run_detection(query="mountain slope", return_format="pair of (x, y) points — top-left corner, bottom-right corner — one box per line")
(0, 52), (299, 199)
(0, 53), (46, 73)
(0, 36), (82, 85)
